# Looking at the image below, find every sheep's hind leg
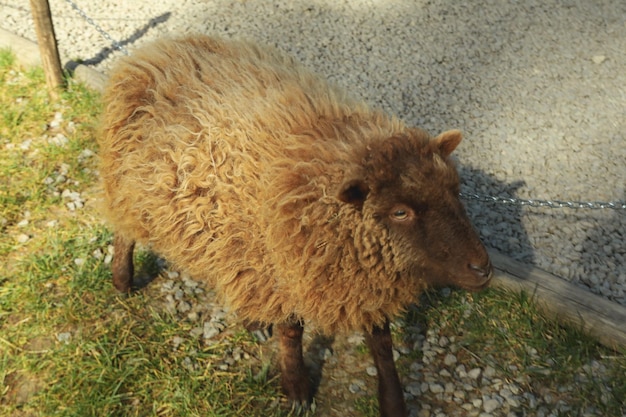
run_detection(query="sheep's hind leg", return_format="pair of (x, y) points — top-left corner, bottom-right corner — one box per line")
(111, 233), (135, 292)
(364, 320), (407, 417)
(277, 320), (312, 412)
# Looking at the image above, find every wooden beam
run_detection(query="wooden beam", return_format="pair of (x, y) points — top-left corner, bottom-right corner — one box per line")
(0, 29), (42, 67)
(489, 249), (626, 350)
(29, 0), (64, 99)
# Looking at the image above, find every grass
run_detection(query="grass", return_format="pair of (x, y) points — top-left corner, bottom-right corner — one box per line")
(0, 49), (624, 417)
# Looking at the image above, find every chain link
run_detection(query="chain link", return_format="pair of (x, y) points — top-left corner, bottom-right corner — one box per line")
(62, 1), (626, 212)
(460, 192), (626, 210)
(65, 0), (129, 56)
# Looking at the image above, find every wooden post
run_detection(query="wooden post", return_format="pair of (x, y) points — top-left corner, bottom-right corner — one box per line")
(29, 0), (64, 99)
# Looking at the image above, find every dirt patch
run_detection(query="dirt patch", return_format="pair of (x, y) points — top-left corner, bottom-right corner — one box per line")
(3, 372), (45, 406)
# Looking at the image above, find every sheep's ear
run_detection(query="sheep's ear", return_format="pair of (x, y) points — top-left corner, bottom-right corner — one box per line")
(434, 129), (463, 157)
(338, 179), (370, 209)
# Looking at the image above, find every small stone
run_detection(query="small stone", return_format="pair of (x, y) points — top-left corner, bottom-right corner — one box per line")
(443, 353), (457, 366)
(189, 327), (204, 337)
(17, 219), (29, 227)
(183, 278), (199, 288)
(483, 398), (500, 413)
(348, 383), (361, 394)
(366, 366), (378, 376)
(19, 139), (32, 150)
(405, 382), (421, 395)
(591, 55), (606, 64)
(56, 332), (71, 344)
(162, 279), (175, 291)
(50, 112), (63, 128)
(17, 234), (30, 243)
(347, 333), (365, 345)
(417, 409), (431, 417)
(177, 301), (191, 313)
(461, 403), (474, 411)
(320, 347), (333, 360)
(468, 368), (482, 379)
(172, 336), (184, 349)
(203, 322), (221, 339)
(429, 383), (444, 394)
(74, 258), (85, 266)
(438, 336), (449, 347)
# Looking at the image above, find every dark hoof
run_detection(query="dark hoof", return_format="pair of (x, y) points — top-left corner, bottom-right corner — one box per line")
(288, 398), (315, 416)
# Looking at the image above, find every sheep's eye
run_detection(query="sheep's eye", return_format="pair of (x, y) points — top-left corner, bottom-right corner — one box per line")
(389, 205), (414, 222)
(393, 210), (408, 219)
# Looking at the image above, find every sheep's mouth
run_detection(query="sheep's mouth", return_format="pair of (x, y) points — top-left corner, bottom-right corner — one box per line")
(457, 270), (493, 292)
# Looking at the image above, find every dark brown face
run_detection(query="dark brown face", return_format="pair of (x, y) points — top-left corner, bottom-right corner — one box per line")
(338, 129), (492, 291)
(368, 164), (492, 291)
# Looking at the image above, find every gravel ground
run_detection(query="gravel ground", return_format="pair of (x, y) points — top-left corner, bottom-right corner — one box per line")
(3, 0), (623, 303)
(2, 1), (625, 415)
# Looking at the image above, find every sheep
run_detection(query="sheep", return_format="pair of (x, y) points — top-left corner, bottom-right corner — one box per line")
(99, 35), (493, 417)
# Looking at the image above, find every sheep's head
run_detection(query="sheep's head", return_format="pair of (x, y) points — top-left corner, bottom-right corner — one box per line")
(338, 129), (492, 291)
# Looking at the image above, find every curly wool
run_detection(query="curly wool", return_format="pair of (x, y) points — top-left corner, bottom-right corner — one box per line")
(99, 35), (428, 334)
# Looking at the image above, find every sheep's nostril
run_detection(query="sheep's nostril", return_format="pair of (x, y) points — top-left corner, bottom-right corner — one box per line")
(468, 262), (493, 279)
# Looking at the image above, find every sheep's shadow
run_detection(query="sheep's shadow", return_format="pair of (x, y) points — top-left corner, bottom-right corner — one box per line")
(64, 12), (171, 73)
(129, 250), (166, 291)
(580, 188), (626, 299)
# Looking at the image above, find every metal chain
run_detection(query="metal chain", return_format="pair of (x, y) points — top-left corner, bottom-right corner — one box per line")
(64, 0), (129, 56)
(460, 192), (626, 210)
(62, 2), (626, 212)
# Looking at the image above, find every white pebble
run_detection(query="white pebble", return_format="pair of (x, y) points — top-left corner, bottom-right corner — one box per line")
(483, 398), (500, 413)
(347, 333), (365, 345)
(405, 382), (420, 395)
(56, 332), (71, 344)
(366, 366), (378, 376)
(468, 368), (482, 379)
(443, 353), (457, 366)
(591, 55), (606, 64)
(429, 383), (444, 394)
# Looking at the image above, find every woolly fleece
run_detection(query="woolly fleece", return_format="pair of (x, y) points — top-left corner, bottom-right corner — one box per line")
(99, 35), (477, 334)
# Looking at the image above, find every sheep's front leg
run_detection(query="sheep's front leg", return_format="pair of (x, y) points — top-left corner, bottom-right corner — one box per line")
(365, 321), (407, 417)
(277, 320), (311, 411)
(111, 233), (135, 292)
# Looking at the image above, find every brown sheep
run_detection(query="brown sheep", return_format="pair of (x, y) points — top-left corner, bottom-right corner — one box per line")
(99, 35), (493, 417)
